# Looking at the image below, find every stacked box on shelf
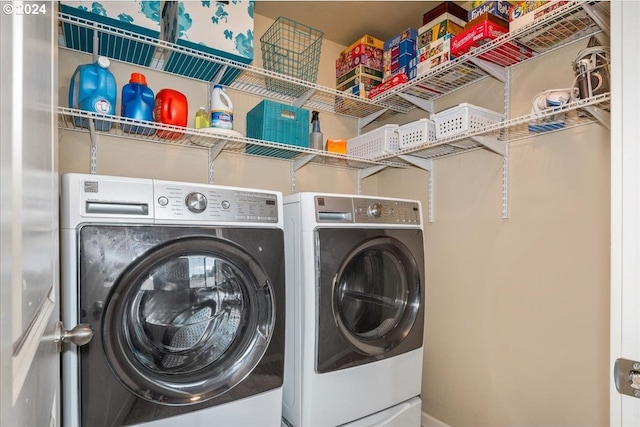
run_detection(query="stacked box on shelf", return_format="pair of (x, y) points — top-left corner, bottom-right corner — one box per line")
(468, 1), (520, 21)
(161, 1), (254, 84)
(59, 2), (161, 66)
(451, 13), (536, 66)
(246, 100), (310, 159)
(336, 35), (384, 78)
(417, 34), (454, 76)
(509, 1), (576, 40)
(423, 2), (468, 26)
(336, 36), (384, 99)
(416, 5), (469, 76)
(382, 28), (418, 85)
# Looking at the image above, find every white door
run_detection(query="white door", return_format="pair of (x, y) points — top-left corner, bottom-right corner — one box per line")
(0, 2), (60, 426)
(610, 1), (640, 425)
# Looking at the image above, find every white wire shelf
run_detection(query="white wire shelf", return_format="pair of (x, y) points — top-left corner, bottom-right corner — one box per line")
(372, 1), (609, 112)
(57, 10), (407, 119)
(380, 92), (610, 162)
(57, 107), (409, 171)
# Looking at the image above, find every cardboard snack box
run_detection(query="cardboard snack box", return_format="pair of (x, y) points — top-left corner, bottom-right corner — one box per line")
(509, 1), (570, 32)
(336, 65), (384, 84)
(468, 1), (519, 21)
(384, 28), (418, 51)
(423, 2), (468, 25)
(418, 19), (465, 49)
(451, 13), (535, 66)
(368, 73), (409, 99)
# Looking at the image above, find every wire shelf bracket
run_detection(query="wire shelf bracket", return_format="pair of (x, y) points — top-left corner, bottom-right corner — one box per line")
(398, 155), (435, 223)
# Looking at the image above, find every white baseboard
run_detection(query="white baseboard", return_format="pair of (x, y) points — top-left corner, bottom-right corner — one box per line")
(421, 411), (450, 427)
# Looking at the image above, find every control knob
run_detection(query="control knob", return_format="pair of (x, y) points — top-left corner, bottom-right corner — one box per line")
(368, 202), (383, 218)
(185, 192), (207, 213)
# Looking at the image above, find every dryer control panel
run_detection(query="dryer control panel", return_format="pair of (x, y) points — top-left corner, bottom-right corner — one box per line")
(154, 181), (279, 223)
(353, 198), (421, 224)
(315, 196), (421, 224)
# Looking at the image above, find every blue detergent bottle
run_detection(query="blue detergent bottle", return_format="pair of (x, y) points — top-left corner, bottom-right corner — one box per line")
(68, 56), (117, 131)
(121, 72), (155, 135)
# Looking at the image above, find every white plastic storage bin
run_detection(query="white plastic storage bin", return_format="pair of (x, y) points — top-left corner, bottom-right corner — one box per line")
(397, 118), (436, 149)
(432, 103), (504, 138)
(347, 124), (399, 159)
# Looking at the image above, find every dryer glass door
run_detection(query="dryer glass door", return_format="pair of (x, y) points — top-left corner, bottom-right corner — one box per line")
(316, 228), (425, 373)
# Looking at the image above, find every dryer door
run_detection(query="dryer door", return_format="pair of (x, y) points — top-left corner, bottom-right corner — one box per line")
(99, 234), (275, 405)
(316, 228), (425, 373)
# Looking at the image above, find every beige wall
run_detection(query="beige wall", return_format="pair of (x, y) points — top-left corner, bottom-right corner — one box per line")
(57, 11), (610, 427)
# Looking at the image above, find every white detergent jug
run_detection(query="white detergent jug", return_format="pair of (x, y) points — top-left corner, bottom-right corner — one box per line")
(210, 84), (233, 130)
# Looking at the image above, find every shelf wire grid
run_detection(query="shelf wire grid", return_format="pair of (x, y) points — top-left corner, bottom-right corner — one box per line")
(57, 11), (405, 119)
(372, 1), (609, 109)
(57, 107), (409, 170)
(377, 92), (610, 162)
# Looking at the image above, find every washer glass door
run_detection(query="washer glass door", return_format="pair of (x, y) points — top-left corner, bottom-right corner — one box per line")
(102, 235), (274, 405)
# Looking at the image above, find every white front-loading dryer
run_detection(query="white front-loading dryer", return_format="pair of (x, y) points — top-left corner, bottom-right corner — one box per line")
(60, 173), (286, 427)
(282, 193), (425, 427)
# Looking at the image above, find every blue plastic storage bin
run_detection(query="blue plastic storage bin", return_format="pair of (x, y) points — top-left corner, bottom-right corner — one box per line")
(246, 100), (309, 159)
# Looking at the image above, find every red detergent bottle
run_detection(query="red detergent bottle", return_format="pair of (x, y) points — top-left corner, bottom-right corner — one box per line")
(154, 89), (188, 139)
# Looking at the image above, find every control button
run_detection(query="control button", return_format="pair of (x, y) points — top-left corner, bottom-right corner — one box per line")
(221, 200), (231, 210)
(157, 196), (169, 206)
(185, 192), (207, 213)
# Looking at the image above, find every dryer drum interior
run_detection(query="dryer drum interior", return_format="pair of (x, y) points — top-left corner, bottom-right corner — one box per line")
(99, 234), (275, 406)
(333, 236), (420, 355)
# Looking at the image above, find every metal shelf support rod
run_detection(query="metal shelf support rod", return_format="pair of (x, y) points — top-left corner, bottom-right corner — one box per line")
(207, 142), (226, 184)
(210, 65), (229, 85)
(397, 93), (435, 114)
(582, 106), (611, 129)
(292, 89), (316, 108)
(468, 57), (508, 83)
(583, 2), (610, 37)
(88, 119), (97, 175)
(357, 165), (387, 194)
(291, 154), (316, 193)
(358, 110), (388, 131)
(398, 155), (435, 223)
(470, 136), (507, 156)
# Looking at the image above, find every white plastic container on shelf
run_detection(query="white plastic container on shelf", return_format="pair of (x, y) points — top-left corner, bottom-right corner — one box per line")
(347, 124), (399, 159)
(432, 103), (504, 138)
(397, 118), (436, 150)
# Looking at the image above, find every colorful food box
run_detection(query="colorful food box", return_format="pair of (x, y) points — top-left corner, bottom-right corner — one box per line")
(418, 19), (465, 49)
(336, 44), (383, 78)
(384, 28), (418, 51)
(417, 34), (453, 75)
(468, 1), (519, 21)
(336, 65), (383, 85)
(340, 34), (384, 55)
(509, 1), (570, 32)
(368, 73), (409, 99)
(423, 2), (468, 26)
(451, 13), (535, 66)
(336, 74), (382, 93)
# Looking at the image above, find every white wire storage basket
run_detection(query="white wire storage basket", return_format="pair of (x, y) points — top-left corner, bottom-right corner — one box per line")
(432, 103), (504, 138)
(397, 118), (436, 150)
(347, 124), (399, 159)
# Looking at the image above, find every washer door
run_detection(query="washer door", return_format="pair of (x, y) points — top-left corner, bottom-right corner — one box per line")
(102, 235), (275, 405)
(316, 228), (424, 373)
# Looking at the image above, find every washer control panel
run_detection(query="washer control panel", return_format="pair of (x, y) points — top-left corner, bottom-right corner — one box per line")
(154, 181), (278, 222)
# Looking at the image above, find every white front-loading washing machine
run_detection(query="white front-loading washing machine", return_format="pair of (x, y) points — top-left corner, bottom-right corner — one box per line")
(60, 173), (286, 427)
(282, 193), (425, 427)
